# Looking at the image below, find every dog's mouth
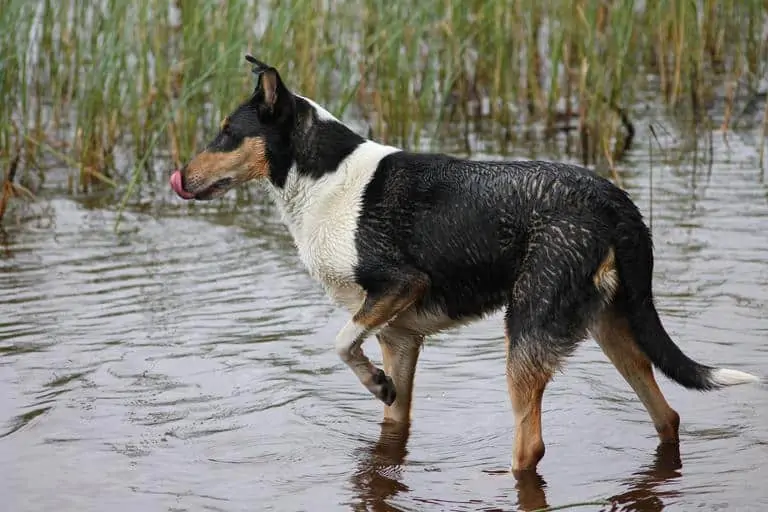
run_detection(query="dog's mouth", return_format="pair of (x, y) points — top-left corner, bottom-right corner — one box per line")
(170, 171), (233, 201)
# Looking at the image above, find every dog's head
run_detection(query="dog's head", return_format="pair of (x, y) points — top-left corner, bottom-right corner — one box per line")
(170, 55), (298, 200)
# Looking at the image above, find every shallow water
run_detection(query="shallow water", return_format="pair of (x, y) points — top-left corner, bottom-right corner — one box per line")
(1, 129), (767, 512)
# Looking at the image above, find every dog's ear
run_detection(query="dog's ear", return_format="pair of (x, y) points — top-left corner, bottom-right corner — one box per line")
(246, 55), (289, 120)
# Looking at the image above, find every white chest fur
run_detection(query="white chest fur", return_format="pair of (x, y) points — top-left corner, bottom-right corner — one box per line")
(270, 141), (401, 310)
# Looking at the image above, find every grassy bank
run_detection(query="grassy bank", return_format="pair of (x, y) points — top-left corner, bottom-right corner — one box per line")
(1, 0), (767, 215)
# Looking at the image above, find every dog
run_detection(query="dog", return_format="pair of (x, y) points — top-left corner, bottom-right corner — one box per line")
(170, 55), (760, 475)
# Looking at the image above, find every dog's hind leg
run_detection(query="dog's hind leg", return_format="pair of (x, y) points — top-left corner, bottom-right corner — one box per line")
(591, 304), (681, 443)
(504, 297), (586, 474)
(505, 334), (553, 475)
(377, 327), (423, 424)
(335, 269), (429, 406)
(504, 315), (575, 475)
(503, 219), (609, 474)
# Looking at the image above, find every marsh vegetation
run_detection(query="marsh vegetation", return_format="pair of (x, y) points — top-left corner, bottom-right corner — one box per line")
(1, 0), (767, 218)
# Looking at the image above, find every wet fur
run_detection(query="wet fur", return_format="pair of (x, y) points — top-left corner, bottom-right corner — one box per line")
(174, 56), (760, 474)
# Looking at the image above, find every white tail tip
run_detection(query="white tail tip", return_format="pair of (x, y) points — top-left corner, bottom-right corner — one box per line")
(710, 368), (761, 386)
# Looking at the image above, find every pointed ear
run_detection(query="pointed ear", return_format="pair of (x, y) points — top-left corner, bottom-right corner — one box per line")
(246, 55), (289, 120)
(259, 69), (279, 113)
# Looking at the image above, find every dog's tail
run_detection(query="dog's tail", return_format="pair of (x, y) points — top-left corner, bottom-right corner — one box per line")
(610, 202), (760, 390)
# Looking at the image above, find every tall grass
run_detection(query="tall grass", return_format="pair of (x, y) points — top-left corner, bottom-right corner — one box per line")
(1, 0), (766, 209)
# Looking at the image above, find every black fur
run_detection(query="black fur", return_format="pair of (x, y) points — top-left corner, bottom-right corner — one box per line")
(355, 154), (718, 389)
(292, 98), (365, 180)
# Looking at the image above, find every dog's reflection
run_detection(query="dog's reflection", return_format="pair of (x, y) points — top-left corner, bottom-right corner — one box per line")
(348, 421), (412, 512)
(514, 442), (683, 511)
(604, 443), (683, 512)
(349, 422), (684, 512)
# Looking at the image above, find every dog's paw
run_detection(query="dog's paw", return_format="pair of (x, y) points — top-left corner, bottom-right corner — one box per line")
(371, 368), (397, 406)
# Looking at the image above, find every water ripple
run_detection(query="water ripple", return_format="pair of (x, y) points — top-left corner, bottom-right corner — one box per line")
(1, 132), (767, 511)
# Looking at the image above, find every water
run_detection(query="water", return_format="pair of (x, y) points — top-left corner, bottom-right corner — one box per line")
(1, 127), (767, 512)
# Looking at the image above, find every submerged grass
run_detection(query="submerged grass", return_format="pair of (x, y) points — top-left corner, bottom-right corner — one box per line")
(0, 0), (767, 216)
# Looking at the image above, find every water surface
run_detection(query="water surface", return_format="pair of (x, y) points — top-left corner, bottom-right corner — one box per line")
(1, 129), (767, 511)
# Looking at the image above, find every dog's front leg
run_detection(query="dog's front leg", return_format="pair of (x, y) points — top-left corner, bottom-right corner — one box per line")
(334, 273), (429, 406)
(378, 327), (423, 424)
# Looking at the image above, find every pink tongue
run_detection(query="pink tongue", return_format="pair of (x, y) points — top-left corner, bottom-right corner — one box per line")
(170, 170), (195, 199)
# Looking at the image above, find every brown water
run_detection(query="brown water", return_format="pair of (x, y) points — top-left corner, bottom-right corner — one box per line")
(1, 127), (767, 512)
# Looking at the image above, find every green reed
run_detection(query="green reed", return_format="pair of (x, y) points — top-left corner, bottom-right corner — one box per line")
(0, 0), (766, 212)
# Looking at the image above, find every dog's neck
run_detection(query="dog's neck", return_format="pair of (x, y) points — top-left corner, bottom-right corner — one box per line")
(268, 134), (401, 241)
(264, 95), (402, 240)
(267, 96), (369, 225)
(266, 136), (375, 229)
(267, 163), (316, 228)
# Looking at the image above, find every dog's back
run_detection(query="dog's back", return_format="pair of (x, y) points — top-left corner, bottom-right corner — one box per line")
(356, 153), (629, 323)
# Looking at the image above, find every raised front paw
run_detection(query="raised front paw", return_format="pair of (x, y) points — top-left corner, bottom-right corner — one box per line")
(370, 368), (397, 406)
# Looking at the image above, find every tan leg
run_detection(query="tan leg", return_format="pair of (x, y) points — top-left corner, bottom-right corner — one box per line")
(506, 335), (551, 474)
(334, 276), (428, 405)
(377, 327), (423, 424)
(591, 307), (680, 443)
(507, 368), (550, 474)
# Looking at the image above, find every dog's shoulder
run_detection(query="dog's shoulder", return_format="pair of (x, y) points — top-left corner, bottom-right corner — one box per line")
(284, 140), (402, 288)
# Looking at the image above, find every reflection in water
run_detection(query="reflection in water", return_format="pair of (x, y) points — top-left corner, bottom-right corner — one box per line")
(349, 421), (412, 512)
(350, 428), (686, 512)
(0, 229), (12, 258)
(514, 471), (549, 511)
(606, 444), (683, 512)
(0, 126), (767, 511)
(0, 406), (52, 440)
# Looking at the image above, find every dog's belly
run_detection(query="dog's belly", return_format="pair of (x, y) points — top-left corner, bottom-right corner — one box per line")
(324, 283), (473, 337)
(390, 307), (474, 336)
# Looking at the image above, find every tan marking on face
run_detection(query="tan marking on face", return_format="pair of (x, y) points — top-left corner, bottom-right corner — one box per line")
(183, 136), (269, 193)
(219, 116), (230, 131)
(593, 247), (619, 298)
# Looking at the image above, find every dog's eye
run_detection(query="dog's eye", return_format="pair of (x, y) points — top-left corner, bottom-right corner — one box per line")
(221, 124), (232, 136)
